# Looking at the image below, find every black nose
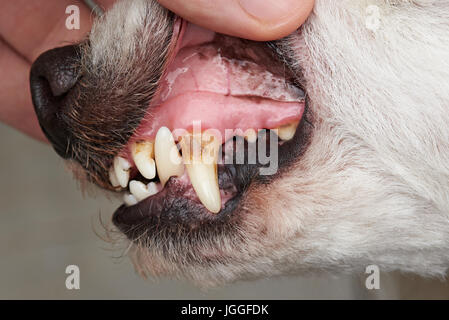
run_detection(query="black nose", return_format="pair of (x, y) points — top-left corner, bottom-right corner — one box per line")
(30, 45), (81, 158)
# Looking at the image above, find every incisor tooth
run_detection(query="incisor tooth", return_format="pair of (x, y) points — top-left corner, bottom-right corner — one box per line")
(123, 193), (138, 206)
(180, 133), (221, 213)
(129, 180), (152, 201)
(113, 156), (131, 188)
(147, 182), (159, 196)
(131, 141), (156, 179)
(277, 122), (298, 141)
(109, 167), (120, 188)
(155, 127), (184, 186)
(128, 181), (159, 203)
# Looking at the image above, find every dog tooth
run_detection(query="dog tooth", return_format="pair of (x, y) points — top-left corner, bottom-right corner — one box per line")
(147, 182), (159, 196)
(108, 167), (120, 188)
(277, 122), (298, 141)
(131, 141), (156, 179)
(129, 180), (152, 201)
(155, 127), (184, 186)
(113, 156), (131, 188)
(123, 193), (138, 206)
(244, 129), (257, 143)
(180, 133), (221, 214)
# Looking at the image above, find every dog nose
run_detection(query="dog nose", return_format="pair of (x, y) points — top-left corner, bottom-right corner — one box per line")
(30, 45), (81, 158)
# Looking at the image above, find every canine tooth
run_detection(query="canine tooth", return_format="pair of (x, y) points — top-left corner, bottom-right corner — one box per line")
(277, 122), (298, 141)
(131, 141), (156, 179)
(129, 180), (152, 201)
(155, 127), (184, 186)
(108, 167), (120, 188)
(244, 129), (257, 143)
(113, 156), (131, 188)
(123, 193), (138, 206)
(180, 133), (221, 213)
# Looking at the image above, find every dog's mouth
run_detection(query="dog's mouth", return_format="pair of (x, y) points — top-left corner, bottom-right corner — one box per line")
(109, 20), (309, 238)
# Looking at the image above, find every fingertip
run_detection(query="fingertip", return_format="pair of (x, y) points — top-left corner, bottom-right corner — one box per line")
(157, 0), (314, 41)
(237, 0), (315, 41)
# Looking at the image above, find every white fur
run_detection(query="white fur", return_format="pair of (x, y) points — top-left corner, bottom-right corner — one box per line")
(269, 0), (449, 277)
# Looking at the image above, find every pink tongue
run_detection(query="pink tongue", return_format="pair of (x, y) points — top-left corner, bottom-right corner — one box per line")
(132, 23), (304, 143)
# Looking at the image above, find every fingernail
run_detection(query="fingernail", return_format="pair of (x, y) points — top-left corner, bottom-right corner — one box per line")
(239, 0), (297, 22)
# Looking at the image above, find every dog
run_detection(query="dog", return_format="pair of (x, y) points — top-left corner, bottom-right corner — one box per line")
(29, 0), (449, 287)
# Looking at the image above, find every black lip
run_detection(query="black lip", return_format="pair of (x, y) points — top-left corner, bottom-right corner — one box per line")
(112, 98), (312, 241)
(113, 178), (243, 240)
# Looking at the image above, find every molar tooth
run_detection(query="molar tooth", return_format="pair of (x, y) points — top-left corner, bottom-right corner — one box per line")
(123, 193), (138, 206)
(277, 122), (299, 141)
(154, 127), (184, 186)
(129, 180), (152, 201)
(180, 133), (221, 213)
(131, 141), (156, 179)
(113, 156), (131, 188)
(109, 167), (120, 188)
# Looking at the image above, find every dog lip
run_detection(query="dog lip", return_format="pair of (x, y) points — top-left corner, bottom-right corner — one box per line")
(163, 16), (187, 71)
(112, 168), (243, 239)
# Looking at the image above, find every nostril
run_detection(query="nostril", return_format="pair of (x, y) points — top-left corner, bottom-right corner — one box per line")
(30, 45), (82, 158)
(31, 45), (81, 97)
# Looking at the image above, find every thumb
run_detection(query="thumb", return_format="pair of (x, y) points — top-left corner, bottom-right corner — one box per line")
(157, 0), (314, 41)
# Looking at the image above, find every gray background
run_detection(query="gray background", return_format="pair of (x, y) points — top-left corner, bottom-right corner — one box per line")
(0, 123), (448, 299)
